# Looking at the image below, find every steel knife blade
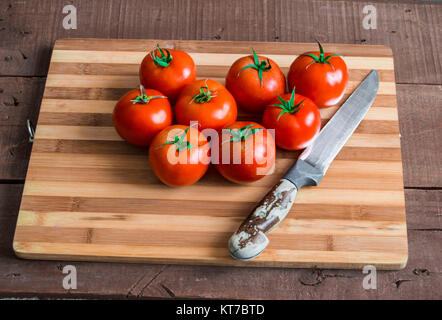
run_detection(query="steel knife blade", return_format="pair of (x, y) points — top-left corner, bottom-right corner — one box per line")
(228, 70), (380, 261)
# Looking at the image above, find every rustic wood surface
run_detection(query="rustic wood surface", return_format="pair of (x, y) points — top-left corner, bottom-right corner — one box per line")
(0, 0), (440, 299)
(13, 39), (407, 269)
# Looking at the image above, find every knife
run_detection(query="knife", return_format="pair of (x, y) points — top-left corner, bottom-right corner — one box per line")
(228, 70), (380, 261)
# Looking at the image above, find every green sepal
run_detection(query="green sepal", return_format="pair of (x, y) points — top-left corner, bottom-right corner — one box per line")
(289, 87), (296, 106)
(190, 81), (217, 104)
(271, 88), (305, 121)
(224, 124), (264, 143)
(302, 53), (320, 61)
(237, 49), (272, 87)
(276, 110), (289, 121)
(152, 45), (172, 67)
(300, 41), (342, 70)
(323, 54), (341, 61)
(130, 95), (167, 104)
(158, 125), (195, 151)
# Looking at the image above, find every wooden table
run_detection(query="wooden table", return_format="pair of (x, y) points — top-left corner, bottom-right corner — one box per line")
(0, 0), (440, 299)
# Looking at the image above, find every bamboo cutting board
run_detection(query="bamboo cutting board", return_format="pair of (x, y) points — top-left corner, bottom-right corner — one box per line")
(13, 39), (407, 270)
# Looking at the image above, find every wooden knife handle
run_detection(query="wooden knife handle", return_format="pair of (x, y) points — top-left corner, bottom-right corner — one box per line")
(228, 179), (298, 261)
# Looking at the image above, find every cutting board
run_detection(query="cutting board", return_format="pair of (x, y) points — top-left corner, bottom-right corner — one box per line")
(13, 39), (407, 270)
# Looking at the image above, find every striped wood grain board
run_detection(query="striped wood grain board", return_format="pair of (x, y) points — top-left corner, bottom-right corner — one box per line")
(13, 39), (407, 269)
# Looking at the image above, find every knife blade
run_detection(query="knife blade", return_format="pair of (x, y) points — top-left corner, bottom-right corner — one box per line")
(228, 70), (380, 261)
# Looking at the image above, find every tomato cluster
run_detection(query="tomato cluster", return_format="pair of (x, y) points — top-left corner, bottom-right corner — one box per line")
(113, 42), (348, 186)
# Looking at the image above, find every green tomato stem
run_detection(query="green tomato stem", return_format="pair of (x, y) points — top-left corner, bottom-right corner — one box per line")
(271, 88), (305, 120)
(224, 124), (264, 143)
(158, 125), (195, 151)
(237, 49), (272, 87)
(190, 81), (217, 104)
(152, 45), (172, 67)
(300, 40), (342, 71)
(131, 85), (167, 104)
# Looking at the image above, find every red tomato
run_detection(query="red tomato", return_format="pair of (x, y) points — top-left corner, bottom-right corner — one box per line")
(262, 89), (321, 151)
(113, 86), (172, 147)
(214, 121), (276, 183)
(225, 49), (285, 113)
(149, 125), (210, 187)
(139, 46), (197, 103)
(175, 79), (237, 131)
(287, 41), (348, 108)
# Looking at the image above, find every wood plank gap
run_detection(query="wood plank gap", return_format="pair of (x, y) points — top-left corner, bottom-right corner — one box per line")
(404, 186), (442, 190)
(0, 179), (25, 184)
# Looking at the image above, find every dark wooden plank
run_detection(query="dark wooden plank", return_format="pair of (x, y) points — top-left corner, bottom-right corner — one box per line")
(404, 189), (441, 230)
(0, 77), (45, 180)
(0, 0), (122, 77)
(0, 0), (441, 84)
(0, 185), (440, 299)
(0, 77), (45, 126)
(397, 84), (442, 187)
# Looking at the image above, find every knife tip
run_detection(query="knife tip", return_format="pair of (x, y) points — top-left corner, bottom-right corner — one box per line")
(369, 69), (379, 81)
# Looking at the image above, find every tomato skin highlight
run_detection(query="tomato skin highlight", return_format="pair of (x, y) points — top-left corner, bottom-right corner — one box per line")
(139, 48), (197, 103)
(287, 51), (348, 108)
(175, 79), (237, 131)
(225, 55), (285, 113)
(112, 88), (172, 147)
(262, 93), (321, 151)
(149, 125), (210, 187)
(214, 121), (276, 184)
